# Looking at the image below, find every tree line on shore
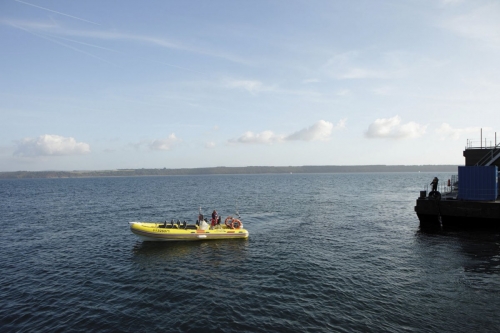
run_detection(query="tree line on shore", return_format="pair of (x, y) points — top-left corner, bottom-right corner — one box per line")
(0, 165), (458, 179)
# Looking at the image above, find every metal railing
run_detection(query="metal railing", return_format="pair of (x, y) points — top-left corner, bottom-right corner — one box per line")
(423, 175), (458, 198)
(475, 143), (500, 166)
(466, 139), (499, 149)
(422, 173), (500, 201)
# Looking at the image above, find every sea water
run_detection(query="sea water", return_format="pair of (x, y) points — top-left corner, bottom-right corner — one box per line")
(1, 173), (500, 332)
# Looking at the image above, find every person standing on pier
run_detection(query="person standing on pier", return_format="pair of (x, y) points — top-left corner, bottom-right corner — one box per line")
(430, 177), (439, 192)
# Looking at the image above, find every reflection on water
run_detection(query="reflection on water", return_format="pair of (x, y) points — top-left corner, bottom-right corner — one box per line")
(416, 227), (500, 275)
(456, 231), (500, 275)
(132, 239), (250, 265)
(132, 241), (200, 259)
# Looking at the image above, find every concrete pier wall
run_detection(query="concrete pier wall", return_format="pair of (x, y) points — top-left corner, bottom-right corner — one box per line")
(415, 198), (500, 228)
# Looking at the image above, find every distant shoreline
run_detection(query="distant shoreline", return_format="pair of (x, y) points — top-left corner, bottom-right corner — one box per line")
(0, 165), (459, 179)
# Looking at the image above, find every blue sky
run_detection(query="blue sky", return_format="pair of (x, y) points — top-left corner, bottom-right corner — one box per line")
(1, 0), (499, 171)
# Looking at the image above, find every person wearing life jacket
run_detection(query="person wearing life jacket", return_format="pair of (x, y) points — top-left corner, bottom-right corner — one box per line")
(211, 210), (218, 229)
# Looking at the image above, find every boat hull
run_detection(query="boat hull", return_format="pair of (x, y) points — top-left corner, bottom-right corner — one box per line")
(415, 198), (500, 228)
(129, 222), (249, 241)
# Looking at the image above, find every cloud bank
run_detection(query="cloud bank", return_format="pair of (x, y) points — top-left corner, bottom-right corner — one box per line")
(365, 116), (426, 139)
(286, 119), (345, 141)
(14, 134), (90, 157)
(231, 130), (283, 144)
(230, 120), (345, 144)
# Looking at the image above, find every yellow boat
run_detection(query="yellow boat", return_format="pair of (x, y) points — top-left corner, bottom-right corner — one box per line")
(129, 216), (249, 242)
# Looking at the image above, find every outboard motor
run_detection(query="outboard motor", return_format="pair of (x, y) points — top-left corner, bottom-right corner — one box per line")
(182, 221), (187, 229)
(171, 219), (174, 227)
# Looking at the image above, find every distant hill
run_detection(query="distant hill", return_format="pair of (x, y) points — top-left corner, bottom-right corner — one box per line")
(0, 165), (459, 179)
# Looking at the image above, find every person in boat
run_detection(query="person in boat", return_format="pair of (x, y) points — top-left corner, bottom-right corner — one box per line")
(430, 177), (439, 192)
(211, 210), (218, 228)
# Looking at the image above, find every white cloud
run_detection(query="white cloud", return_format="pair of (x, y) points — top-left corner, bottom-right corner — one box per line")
(435, 123), (489, 141)
(14, 134), (90, 156)
(441, 4), (500, 48)
(286, 119), (345, 142)
(335, 118), (347, 129)
(365, 116), (426, 139)
(230, 130), (284, 144)
(230, 119), (346, 144)
(149, 134), (179, 151)
(205, 141), (216, 149)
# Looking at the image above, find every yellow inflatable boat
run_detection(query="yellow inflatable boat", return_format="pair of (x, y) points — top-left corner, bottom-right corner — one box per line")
(129, 216), (249, 242)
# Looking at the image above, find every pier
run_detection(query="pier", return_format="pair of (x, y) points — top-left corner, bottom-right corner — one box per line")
(415, 137), (500, 228)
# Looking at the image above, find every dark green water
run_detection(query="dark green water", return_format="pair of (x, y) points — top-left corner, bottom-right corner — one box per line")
(1, 173), (499, 332)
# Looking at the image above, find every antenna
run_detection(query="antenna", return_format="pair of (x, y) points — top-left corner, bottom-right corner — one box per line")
(235, 201), (240, 219)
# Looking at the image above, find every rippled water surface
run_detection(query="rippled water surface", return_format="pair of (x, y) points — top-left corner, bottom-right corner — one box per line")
(1, 173), (500, 332)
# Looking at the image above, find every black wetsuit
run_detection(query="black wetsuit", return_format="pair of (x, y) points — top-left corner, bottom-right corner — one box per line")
(431, 178), (438, 192)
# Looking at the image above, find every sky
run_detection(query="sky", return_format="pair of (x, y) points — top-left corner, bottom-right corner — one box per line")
(1, 0), (500, 171)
